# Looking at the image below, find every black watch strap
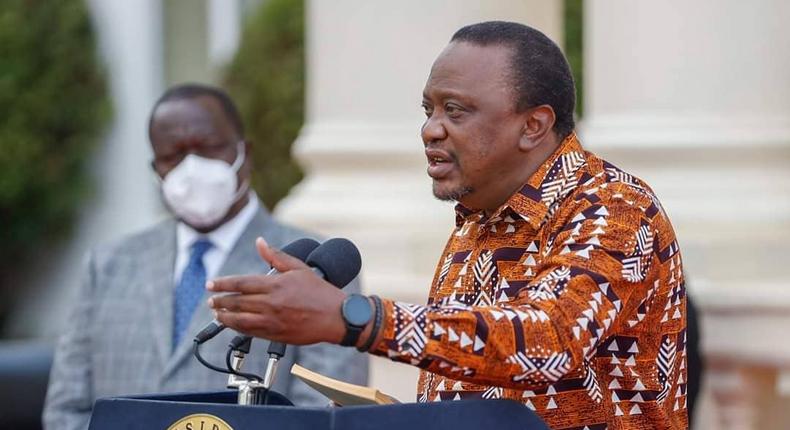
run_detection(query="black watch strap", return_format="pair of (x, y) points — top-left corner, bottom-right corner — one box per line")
(358, 295), (383, 352)
(340, 324), (364, 347)
(340, 294), (373, 347)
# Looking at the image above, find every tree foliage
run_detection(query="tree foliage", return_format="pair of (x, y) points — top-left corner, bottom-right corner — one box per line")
(564, 0), (584, 117)
(0, 0), (110, 324)
(223, 0), (304, 210)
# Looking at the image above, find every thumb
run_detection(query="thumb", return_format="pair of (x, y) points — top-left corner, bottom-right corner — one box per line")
(256, 237), (309, 273)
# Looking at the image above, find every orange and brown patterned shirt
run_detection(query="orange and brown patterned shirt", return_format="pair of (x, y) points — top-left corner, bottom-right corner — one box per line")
(371, 133), (688, 429)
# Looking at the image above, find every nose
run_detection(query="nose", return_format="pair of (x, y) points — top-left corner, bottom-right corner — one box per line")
(421, 114), (447, 146)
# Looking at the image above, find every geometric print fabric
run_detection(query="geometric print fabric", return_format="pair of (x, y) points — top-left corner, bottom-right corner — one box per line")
(370, 133), (688, 429)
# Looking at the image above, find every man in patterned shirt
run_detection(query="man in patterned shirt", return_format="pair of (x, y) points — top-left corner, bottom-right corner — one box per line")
(207, 21), (688, 429)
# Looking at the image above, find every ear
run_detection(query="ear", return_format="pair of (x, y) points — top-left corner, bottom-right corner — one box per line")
(518, 105), (556, 151)
(151, 159), (168, 179)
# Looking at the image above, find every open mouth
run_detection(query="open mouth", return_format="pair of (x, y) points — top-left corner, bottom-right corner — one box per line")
(428, 155), (448, 166)
(426, 149), (454, 179)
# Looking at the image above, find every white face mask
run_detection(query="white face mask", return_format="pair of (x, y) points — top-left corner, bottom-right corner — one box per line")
(161, 142), (248, 228)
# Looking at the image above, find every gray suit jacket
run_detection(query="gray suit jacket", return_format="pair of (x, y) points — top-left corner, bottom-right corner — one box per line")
(43, 208), (368, 430)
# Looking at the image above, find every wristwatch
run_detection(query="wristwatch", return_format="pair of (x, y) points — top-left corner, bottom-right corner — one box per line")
(340, 294), (373, 347)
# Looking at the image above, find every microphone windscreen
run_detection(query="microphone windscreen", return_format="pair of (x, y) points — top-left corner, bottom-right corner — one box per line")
(306, 238), (362, 288)
(280, 238), (321, 262)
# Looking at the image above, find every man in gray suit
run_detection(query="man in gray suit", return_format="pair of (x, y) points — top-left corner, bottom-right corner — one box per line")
(43, 84), (367, 429)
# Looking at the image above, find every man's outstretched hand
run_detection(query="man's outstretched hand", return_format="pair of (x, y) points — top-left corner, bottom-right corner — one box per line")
(207, 237), (347, 345)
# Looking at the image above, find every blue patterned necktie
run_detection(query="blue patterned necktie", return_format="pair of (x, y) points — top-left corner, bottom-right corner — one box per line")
(173, 238), (213, 350)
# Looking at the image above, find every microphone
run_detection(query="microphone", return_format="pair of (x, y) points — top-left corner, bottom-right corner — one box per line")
(194, 237), (321, 344)
(262, 237), (362, 389)
(306, 237), (362, 289)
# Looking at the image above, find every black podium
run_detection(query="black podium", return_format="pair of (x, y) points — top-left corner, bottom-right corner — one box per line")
(88, 390), (549, 430)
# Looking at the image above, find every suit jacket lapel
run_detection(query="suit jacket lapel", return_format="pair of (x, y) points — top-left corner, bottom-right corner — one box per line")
(164, 208), (275, 377)
(139, 219), (178, 373)
(218, 208), (274, 277)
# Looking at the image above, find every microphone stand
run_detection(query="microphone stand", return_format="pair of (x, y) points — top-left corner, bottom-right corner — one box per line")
(235, 268), (325, 404)
(226, 336), (252, 388)
(263, 341), (286, 390)
(225, 335), (287, 405)
(252, 268), (328, 400)
(225, 336), (268, 405)
(236, 379), (267, 405)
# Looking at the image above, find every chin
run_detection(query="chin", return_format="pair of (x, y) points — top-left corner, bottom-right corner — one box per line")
(432, 183), (473, 202)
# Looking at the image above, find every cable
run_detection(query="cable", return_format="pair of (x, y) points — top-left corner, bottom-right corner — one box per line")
(193, 340), (232, 375)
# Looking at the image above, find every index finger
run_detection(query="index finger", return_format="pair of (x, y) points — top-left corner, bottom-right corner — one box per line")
(206, 274), (278, 294)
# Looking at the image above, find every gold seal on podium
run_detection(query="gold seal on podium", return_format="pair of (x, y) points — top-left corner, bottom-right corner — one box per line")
(166, 413), (233, 430)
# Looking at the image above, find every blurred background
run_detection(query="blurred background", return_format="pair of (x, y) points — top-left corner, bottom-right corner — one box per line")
(1, 0), (788, 428)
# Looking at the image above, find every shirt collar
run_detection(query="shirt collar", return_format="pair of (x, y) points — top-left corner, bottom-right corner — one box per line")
(454, 132), (587, 230)
(177, 192), (260, 254)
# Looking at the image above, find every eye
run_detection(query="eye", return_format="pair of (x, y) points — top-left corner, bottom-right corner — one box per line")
(445, 103), (464, 118)
(153, 152), (183, 171)
(421, 103), (433, 117)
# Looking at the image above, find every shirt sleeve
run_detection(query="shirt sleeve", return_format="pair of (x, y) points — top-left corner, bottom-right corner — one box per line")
(369, 183), (658, 390)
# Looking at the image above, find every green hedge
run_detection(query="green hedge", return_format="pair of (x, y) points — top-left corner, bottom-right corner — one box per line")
(564, 0), (584, 117)
(0, 0), (110, 326)
(223, 0), (304, 210)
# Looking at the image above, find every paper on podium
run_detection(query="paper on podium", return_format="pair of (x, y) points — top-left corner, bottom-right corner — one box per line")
(291, 364), (400, 406)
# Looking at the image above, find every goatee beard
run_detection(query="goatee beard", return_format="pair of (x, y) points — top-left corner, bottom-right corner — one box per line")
(433, 184), (473, 202)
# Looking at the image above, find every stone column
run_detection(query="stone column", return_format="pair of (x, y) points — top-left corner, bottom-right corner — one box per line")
(581, 1), (790, 428)
(206, 0), (242, 70)
(277, 0), (563, 402)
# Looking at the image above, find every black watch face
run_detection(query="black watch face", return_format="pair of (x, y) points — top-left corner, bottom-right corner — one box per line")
(344, 295), (372, 327)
